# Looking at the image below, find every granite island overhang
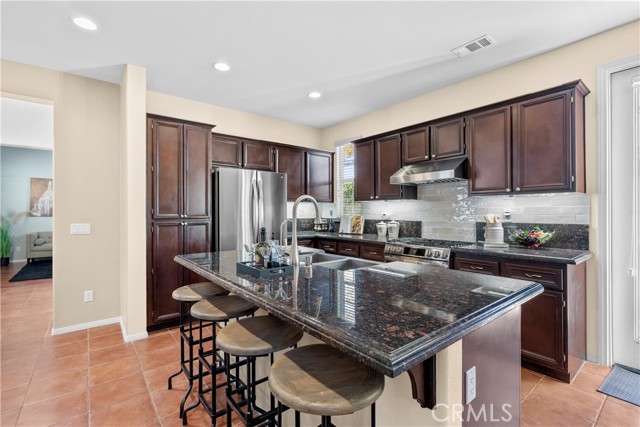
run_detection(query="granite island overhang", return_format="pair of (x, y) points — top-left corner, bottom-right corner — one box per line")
(175, 251), (543, 409)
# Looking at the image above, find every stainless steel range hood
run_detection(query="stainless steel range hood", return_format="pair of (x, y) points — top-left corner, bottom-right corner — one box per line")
(390, 155), (467, 185)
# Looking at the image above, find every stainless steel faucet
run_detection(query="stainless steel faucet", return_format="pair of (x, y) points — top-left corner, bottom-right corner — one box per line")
(279, 219), (291, 246)
(290, 194), (322, 268)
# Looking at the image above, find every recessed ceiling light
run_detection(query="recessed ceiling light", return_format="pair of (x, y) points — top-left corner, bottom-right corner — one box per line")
(308, 91), (322, 99)
(72, 17), (98, 31)
(213, 62), (231, 72)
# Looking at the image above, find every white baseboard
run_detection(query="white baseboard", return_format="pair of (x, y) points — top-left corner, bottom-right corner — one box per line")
(51, 316), (121, 335)
(120, 318), (148, 342)
(10, 258), (27, 263)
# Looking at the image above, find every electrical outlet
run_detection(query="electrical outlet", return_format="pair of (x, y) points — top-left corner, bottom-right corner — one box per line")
(381, 213), (390, 220)
(15, 246), (21, 252)
(83, 290), (94, 302)
(466, 366), (476, 404)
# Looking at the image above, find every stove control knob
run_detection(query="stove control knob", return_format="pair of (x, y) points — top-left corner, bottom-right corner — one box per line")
(433, 250), (441, 258)
(426, 249), (433, 257)
(441, 252), (449, 259)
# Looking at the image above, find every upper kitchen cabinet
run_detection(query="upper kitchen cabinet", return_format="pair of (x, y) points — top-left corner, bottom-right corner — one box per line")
(354, 136), (417, 201)
(430, 117), (465, 160)
(212, 133), (275, 171)
(402, 127), (430, 164)
(306, 151), (334, 202)
(243, 139), (274, 171)
(212, 134), (242, 167)
(148, 117), (212, 220)
(275, 145), (306, 200)
(467, 106), (512, 194)
(468, 81), (589, 195)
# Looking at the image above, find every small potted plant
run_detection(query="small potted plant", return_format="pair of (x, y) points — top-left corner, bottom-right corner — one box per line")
(0, 217), (11, 266)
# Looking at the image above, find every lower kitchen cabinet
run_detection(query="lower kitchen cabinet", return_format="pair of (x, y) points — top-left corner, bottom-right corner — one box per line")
(337, 241), (359, 257)
(360, 243), (385, 262)
(317, 239), (337, 253)
(149, 221), (211, 328)
(451, 252), (586, 382)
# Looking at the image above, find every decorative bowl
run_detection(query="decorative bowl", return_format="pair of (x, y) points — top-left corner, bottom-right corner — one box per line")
(508, 226), (554, 248)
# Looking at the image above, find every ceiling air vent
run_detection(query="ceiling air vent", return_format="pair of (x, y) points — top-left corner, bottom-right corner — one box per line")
(451, 35), (496, 57)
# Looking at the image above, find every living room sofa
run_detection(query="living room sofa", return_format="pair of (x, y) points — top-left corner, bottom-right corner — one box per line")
(26, 231), (52, 263)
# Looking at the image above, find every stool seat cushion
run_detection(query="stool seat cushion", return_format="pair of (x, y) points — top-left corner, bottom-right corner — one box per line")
(269, 344), (384, 416)
(172, 282), (229, 302)
(217, 315), (303, 357)
(191, 295), (257, 321)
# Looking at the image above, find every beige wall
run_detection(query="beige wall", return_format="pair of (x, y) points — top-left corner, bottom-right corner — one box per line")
(320, 20), (640, 358)
(147, 91), (322, 149)
(1, 60), (122, 329)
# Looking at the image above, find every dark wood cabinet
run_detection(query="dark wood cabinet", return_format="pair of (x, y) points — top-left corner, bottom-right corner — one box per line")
(306, 151), (333, 202)
(375, 135), (403, 199)
(430, 117), (465, 160)
(337, 241), (359, 257)
(354, 137), (416, 201)
(360, 243), (385, 262)
(243, 140), (274, 171)
(520, 289), (565, 372)
(467, 106), (512, 194)
(317, 240), (337, 253)
(354, 140), (375, 201)
(147, 115), (214, 329)
(452, 256), (499, 276)
(212, 134), (242, 168)
(276, 146), (306, 200)
(468, 81), (588, 195)
(451, 252), (586, 382)
(513, 91), (574, 193)
(402, 127), (429, 164)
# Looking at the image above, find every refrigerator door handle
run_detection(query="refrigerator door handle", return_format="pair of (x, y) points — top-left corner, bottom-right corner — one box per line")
(257, 177), (265, 237)
(251, 176), (259, 243)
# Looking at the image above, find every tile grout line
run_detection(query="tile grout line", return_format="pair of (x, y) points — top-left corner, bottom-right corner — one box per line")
(134, 332), (164, 426)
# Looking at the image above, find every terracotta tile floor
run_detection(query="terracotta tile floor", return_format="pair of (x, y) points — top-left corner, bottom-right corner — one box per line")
(2, 262), (639, 426)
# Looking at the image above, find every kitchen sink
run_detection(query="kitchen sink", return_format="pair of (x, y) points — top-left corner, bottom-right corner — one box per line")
(313, 258), (380, 271)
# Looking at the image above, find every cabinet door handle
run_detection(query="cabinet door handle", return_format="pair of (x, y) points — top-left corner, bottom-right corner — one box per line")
(345, 248), (353, 252)
(515, 187), (521, 192)
(505, 188), (511, 192)
(370, 251), (378, 255)
(370, 196), (374, 199)
(432, 154), (437, 159)
(424, 155), (429, 159)
(375, 195), (379, 199)
(469, 266), (484, 270)
(524, 273), (542, 278)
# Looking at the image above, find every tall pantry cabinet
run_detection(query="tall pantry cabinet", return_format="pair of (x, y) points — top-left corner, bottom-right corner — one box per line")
(146, 115), (214, 329)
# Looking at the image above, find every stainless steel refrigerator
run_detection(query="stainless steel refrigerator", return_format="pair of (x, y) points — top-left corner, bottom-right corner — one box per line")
(212, 167), (287, 251)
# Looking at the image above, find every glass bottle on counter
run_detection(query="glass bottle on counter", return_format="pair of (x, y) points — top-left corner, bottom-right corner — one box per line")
(254, 227), (271, 268)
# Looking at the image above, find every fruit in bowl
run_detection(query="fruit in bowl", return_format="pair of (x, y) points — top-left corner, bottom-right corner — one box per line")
(508, 226), (554, 248)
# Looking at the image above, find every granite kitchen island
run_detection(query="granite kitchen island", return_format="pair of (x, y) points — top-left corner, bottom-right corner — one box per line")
(175, 251), (543, 426)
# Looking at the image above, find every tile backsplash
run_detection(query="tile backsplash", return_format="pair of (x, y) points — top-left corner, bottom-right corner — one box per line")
(360, 182), (590, 243)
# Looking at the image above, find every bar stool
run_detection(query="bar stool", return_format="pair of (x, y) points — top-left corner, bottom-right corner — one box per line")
(186, 295), (259, 425)
(269, 344), (385, 427)
(168, 281), (229, 419)
(216, 315), (303, 427)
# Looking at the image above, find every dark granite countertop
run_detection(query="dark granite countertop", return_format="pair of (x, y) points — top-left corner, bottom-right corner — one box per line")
(452, 245), (592, 265)
(288, 232), (390, 244)
(175, 251), (542, 377)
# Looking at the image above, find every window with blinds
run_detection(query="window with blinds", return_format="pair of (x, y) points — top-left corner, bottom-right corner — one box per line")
(336, 142), (361, 216)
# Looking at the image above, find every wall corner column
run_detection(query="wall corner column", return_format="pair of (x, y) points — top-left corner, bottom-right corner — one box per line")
(120, 64), (148, 340)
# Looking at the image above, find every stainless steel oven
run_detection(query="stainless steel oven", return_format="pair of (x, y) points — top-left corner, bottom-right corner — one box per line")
(383, 238), (473, 268)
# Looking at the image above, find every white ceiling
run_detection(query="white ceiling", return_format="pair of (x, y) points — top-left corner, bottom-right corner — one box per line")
(1, 98), (54, 150)
(1, 1), (638, 128)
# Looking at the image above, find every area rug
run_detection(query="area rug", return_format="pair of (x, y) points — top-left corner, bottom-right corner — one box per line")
(598, 363), (640, 406)
(8, 259), (52, 282)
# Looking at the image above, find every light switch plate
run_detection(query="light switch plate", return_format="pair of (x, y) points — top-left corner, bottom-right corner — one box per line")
(466, 366), (476, 404)
(70, 223), (91, 235)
